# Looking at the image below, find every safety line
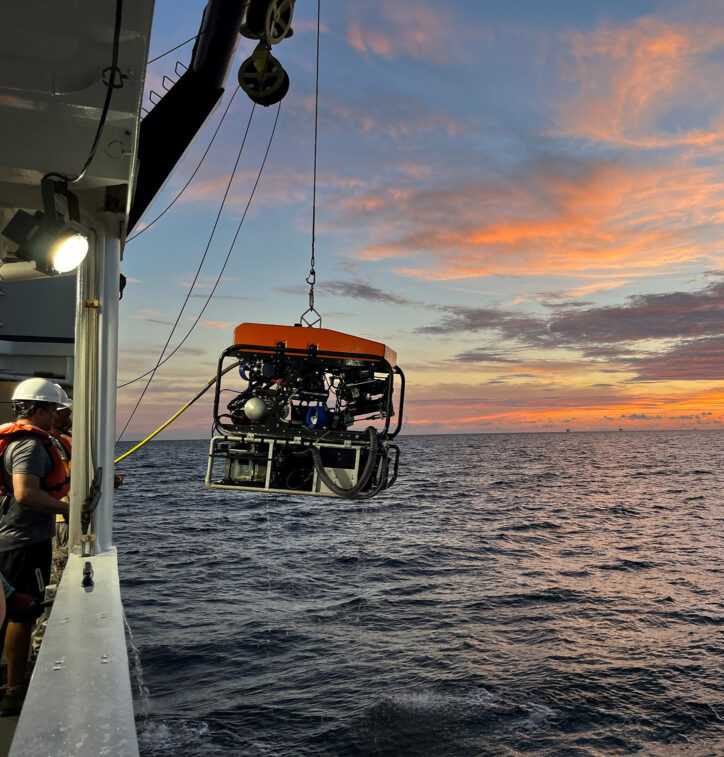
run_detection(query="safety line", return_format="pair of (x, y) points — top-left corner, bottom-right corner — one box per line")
(116, 103), (257, 441)
(117, 102), (282, 393)
(146, 21), (221, 65)
(115, 361), (240, 463)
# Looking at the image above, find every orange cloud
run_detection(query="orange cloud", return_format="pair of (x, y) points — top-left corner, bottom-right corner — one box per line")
(200, 320), (234, 330)
(556, 280), (631, 299)
(556, 17), (724, 148)
(352, 159), (724, 279)
(404, 385), (724, 432)
(131, 308), (172, 323)
(345, 1), (489, 64)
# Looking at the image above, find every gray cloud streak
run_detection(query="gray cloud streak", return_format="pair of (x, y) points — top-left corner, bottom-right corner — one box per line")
(419, 280), (724, 382)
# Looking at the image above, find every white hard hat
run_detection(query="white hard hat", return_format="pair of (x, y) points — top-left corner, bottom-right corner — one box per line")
(12, 378), (68, 407)
(54, 383), (72, 408)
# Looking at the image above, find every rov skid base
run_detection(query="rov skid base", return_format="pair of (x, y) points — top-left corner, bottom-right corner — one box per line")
(206, 431), (400, 498)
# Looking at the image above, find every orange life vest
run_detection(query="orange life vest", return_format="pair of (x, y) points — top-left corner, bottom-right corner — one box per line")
(0, 422), (71, 500)
(50, 429), (72, 468)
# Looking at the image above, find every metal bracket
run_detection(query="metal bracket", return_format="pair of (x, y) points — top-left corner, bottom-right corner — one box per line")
(81, 533), (96, 558)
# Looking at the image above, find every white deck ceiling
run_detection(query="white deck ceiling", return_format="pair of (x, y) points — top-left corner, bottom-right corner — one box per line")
(0, 0), (155, 213)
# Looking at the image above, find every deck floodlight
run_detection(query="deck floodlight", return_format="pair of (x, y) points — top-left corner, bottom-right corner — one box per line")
(1, 179), (89, 275)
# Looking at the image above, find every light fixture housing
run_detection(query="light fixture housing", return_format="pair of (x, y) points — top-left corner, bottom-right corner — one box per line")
(1, 179), (89, 275)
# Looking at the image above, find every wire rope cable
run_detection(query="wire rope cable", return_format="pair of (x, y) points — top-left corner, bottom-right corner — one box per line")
(146, 20), (223, 65)
(44, 0), (125, 185)
(299, 0), (322, 327)
(117, 102), (282, 393)
(116, 103), (258, 442)
(127, 87), (240, 242)
(147, 33), (199, 65)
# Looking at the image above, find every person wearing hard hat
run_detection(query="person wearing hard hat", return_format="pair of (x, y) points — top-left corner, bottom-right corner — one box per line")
(0, 378), (71, 716)
(48, 386), (124, 489)
(50, 384), (72, 478)
(49, 384), (72, 553)
(51, 384), (73, 463)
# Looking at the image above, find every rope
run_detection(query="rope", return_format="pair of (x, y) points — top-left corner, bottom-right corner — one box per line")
(117, 102), (282, 393)
(146, 18), (226, 65)
(116, 104), (257, 440)
(147, 32), (203, 65)
(127, 87), (240, 242)
(299, 0), (322, 328)
(115, 362), (240, 463)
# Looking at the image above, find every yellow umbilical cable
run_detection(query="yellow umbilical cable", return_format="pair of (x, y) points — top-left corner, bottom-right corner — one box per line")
(115, 361), (240, 464)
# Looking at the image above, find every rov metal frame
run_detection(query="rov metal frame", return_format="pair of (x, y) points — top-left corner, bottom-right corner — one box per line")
(205, 340), (405, 498)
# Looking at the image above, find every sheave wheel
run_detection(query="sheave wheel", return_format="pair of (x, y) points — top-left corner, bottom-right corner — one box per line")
(265, 0), (295, 44)
(238, 46), (290, 106)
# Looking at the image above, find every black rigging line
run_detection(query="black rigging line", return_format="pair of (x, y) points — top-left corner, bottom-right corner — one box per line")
(44, 0), (124, 185)
(117, 103), (282, 395)
(127, 87), (240, 242)
(116, 103), (258, 442)
(146, 22), (220, 65)
(147, 34), (198, 65)
(147, 105), (283, 375)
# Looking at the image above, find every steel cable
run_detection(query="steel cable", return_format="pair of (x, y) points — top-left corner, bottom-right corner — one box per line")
(117, 103), (282, 442)
(116, 103), (257, 441)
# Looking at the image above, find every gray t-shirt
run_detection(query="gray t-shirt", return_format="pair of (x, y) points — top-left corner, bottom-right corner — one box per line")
(0, 437), (56, 550)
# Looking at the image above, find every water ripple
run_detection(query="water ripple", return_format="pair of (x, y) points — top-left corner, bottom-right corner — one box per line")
(116, 431), (724, 756)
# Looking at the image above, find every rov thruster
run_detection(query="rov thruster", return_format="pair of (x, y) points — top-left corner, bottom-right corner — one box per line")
(205, 323), (404, 499)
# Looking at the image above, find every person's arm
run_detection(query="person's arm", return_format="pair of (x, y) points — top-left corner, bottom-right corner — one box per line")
(12, 474), (69, 517)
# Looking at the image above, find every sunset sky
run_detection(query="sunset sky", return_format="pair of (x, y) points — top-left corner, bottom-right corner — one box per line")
(117, 0), (724, 438)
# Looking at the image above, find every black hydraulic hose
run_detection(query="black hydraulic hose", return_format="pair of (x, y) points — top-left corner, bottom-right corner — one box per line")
(384, 444), (401, 489)
(353, 453), (390, 500)
(309, 427), (379, 499)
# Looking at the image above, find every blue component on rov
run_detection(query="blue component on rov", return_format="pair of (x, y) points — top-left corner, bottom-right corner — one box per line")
(306, 405), (327, 429)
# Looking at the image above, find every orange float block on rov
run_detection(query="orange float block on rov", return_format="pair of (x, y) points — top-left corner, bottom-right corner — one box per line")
(233, 323), (397, 367)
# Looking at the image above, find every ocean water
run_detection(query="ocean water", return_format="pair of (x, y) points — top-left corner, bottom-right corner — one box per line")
(114, 432), (724, 756)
